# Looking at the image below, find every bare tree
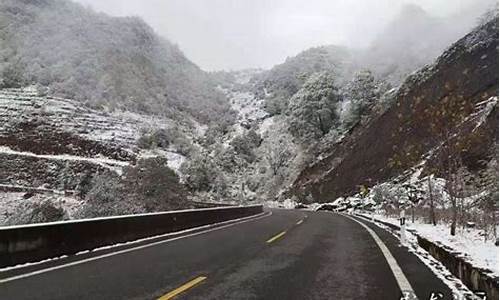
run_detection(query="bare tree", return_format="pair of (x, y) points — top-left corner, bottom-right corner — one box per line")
(264, 138), (295, 176)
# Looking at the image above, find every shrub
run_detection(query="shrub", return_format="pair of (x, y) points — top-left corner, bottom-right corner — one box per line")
(124, 157), (187, 212)
(6, 200), (66, 225)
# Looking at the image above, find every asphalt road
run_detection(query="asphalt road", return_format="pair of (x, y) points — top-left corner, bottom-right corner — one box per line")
(0, 209), (454, 300)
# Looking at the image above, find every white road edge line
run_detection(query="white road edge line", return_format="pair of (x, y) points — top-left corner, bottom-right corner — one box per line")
(0, 211), (272, 284)
(340, 214), (417, 298)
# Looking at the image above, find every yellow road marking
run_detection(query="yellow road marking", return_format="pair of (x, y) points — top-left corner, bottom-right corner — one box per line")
(158, 276), (207, 300)
(296, 220), (304, 225)
(266, 231), (287, 244)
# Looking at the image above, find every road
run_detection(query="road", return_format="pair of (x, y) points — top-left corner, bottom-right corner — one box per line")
(0, 209), (454, 299)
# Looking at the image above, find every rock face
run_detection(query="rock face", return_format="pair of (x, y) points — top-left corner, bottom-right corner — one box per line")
(291, 18), (499, 202)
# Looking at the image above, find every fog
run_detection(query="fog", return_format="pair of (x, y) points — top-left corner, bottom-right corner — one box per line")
(74, 0), (495, 71)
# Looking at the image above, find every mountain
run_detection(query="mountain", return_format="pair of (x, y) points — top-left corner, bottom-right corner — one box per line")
(289, 17), (499, 202)
(251, 45), (356, 114)
(0, 0), (230, 123)
(362, 3), (485, 85)
(253, 3), (489, 107)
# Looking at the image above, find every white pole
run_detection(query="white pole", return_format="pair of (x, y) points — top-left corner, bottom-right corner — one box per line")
(400, 209), (406, 245)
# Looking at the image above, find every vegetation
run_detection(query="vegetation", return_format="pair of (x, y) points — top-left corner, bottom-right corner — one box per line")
(6, 200), (67, 225)
(78, 157), (187, 218)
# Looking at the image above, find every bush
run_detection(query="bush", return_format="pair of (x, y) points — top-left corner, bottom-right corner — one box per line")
(180, 154), (218, 191)
(6, 200), (67, 225)
(137, 128), (174, 149)
(77, 172), (139, 218)
(230, 129), (262, 163)
(124, 157), (187, 212)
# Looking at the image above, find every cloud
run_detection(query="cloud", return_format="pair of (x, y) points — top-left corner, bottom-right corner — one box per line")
(74, 0), (495, 71)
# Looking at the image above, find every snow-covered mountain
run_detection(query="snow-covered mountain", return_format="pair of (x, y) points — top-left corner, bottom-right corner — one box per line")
(290, 17), (499, 202)
(0, 0), (231, 123)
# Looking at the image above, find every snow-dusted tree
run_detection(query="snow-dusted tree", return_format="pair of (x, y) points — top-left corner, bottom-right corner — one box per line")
(342, 70), (387, 128)
(78, 172), (139, 218)
(264, 137), (295, 176)
(230, 129), (262, 163)
(287, 72), (342, 143)
(124, 157), (187, 212)
(180, 154), (218, 192)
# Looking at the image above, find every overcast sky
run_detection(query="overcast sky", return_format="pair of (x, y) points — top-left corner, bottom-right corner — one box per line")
(74, 0), (494, 71)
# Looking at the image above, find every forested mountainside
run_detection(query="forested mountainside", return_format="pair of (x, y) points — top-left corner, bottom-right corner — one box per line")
(290, 17), (499, 202)
(252, 4), (485, 117)
(0, 0), (231, 123)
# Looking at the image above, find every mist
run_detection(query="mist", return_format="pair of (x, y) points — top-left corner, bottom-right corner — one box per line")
(74, 0), (494, 71)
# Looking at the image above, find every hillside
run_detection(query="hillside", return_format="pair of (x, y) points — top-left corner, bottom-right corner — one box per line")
(0, 86), (198, 223)
(0, 0), (231, 123)
(289, 17), (499, 202)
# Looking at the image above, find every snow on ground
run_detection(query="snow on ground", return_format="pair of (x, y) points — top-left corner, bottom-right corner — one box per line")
(359, 211), (499, 277)
(0, 87), (201, 155)
(233, 69), (263, 85)
(226, 90), (268, 125)
(258, 116), (275, 135)
(359, 212), (485, 299)
(229, 91), (268, 123)
(0, 146), (128, 170)
(138, 149), (186, 175)
(265, 198), (297, 209)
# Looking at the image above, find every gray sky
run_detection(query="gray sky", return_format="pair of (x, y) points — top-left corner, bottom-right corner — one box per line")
(75, 0), (494, 71)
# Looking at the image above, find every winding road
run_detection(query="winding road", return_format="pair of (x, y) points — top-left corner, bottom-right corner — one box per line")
(0, 209), (453, 299)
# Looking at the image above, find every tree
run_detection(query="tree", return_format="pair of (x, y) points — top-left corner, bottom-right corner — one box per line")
(124, 157), (187, 212)
(230, 129), (262, 163)
(78, 172), (134, 218)
(0, 59), (26, 88)
(180, 154), (218, 192)
(287, 72), (342, 143)
(264, 137), (295, 176)
(402, 183), (425, 223)
(342, 70), (387, 128)
(427, 175), (437, 226)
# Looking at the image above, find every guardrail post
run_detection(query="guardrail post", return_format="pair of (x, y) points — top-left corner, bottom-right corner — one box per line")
(399, 210), (406, 245)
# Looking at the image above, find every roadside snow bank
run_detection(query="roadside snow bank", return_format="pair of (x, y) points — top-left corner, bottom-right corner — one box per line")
(359, 211), (498, 277)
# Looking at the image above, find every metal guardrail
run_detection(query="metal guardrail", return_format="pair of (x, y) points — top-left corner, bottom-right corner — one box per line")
(0, 205), (263, 268)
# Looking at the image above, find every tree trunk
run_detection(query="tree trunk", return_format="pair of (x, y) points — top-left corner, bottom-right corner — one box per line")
(428, 176), (436, 226)
(450, 196), (457, 236)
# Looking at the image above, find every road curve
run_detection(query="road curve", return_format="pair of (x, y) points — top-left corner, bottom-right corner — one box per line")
(0, 209), (453, 299)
